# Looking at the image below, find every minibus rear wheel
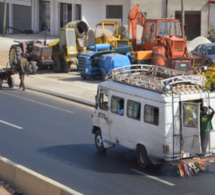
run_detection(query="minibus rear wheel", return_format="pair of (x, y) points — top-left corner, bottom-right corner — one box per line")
(95, 131), (106, 153)
(137, 145), (150, 169)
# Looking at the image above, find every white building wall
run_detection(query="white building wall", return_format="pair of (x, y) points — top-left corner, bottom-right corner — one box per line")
(130, 0), (166, 19)
(82, 0), (130, 28)
(168, 0), (209, 36)
(0, 0), (31, 33)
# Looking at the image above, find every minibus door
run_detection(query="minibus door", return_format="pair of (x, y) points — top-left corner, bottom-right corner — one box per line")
(181, 102), (201, 154)
(98, 89), (110, 141)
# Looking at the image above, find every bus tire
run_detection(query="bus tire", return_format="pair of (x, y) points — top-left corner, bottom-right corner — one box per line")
(136, 145), (150, 169)
(95, 130), (106, 153)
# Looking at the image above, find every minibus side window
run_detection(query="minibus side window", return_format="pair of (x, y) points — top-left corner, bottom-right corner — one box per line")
(144, 105), (159, 126)
(99, 93), (109, 110)
(127, 100), (141, 120)
(111, 96), (124, 116)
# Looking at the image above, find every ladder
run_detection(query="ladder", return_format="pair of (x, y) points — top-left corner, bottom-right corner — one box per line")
(106, 65), (206, 93)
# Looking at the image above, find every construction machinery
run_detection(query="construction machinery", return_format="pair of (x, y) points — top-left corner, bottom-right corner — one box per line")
(78, 43), (131, 80)
(49, 20), (89, 73)
(94, 21), (132, 50)
(128, 4), (191, 72)
(205, 65), (215, 91)
(9, 39), (53, 74)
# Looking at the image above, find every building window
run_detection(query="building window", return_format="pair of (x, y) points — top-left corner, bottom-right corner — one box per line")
(106, 5), (122, 19)
(75, 4), (81, 20)
(39, 0), (50, 31)
(111, 96), (124, 116)
(60, 3), (72, 28)
(127, 100), (141, 120)
(144, 105), (159, 126)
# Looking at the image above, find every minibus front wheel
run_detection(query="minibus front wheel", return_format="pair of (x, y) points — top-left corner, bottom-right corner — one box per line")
(95, 131), (106, 153)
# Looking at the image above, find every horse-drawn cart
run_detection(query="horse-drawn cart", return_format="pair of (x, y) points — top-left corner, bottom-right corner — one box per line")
(0, 68), (17, 89)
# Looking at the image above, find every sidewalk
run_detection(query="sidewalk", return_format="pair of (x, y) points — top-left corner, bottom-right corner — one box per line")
(13, 71), (99, 107)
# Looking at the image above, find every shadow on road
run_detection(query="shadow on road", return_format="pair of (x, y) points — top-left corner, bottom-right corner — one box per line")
(37, 144), (182, 178)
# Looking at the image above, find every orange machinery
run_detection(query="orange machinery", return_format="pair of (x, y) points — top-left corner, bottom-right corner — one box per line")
(128, 4), (191, 70)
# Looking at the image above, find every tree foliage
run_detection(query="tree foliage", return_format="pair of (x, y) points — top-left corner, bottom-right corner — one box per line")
(208, 28), (215, 42)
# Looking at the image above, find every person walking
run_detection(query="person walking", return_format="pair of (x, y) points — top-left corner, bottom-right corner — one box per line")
(200, 106), (215, 157)
(18, 56), (28, 91)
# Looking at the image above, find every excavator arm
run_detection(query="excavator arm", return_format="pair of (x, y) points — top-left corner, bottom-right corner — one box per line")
(128, 4), (146, 50)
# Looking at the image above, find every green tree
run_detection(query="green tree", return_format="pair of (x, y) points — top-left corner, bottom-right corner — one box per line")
(208, 28), (215, 43)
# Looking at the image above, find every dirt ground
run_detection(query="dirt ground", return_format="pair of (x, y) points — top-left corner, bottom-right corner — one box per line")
(0, 180), (23, 195)
(0, 49), (9, 69)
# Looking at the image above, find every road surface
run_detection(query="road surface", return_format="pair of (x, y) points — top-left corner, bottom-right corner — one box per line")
(0, 88), (215, 195)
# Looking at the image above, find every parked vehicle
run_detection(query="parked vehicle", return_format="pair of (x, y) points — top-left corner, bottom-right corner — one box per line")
(49, 20), (89, 73)
(128, 4), (192, 72)
(205, 64), (215, 91)
(92, 65), (215, 169)
(78, 43), (131, 80)
(191, 43), (215, 71)
(94, 21), (132, 50)
(9, 40), (53, 74)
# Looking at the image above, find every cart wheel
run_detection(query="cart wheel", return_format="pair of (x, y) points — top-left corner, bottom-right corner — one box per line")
(8, 76), (15, 88)
(28, 61), (37, 75)
(0, 79), (2, 89)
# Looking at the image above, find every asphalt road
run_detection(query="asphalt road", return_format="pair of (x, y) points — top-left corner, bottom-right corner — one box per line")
(1, 88), (215, 195)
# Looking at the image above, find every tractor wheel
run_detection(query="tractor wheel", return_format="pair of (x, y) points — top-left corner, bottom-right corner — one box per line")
(53, 59), (61, 72)
(8, 76), (15, 88)
(0, 79), (2, 89)
(61, 58), (71, 73)
(81, 73), (87, 80)
(9, 45), (22, 70)
(95, 130), (106, 153)
(136, 145), (151, 169)
(28, 61), (37, 75)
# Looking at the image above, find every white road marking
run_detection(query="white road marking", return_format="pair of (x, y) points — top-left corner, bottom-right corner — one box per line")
(130, 169), (175, 186)
(1, 92), (74, 114)
(0, 120), (23, 129)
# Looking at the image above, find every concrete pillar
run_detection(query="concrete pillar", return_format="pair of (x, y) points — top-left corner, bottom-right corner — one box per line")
(9, 3), (13, 33)
(32, 0), (39, 33)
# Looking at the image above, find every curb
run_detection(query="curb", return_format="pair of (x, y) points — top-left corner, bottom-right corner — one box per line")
(16, 84), (95, 108)
(0, 156), (83, 195)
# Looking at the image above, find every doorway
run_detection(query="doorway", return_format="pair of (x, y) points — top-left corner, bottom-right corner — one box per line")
(175, 11), (201, 40)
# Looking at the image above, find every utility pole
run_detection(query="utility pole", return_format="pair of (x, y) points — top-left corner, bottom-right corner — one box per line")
(181, 0), (185, 38)
(3, 0), (7, 36)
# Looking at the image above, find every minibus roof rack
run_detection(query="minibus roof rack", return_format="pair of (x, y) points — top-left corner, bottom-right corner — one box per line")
(106, 65), (206, 94)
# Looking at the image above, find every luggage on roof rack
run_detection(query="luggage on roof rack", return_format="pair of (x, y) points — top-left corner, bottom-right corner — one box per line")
(106, 64), (206, 94)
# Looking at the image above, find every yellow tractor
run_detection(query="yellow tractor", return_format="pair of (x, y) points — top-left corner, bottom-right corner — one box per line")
(49, 20), (89, 73)
(94, 21), (132, 50)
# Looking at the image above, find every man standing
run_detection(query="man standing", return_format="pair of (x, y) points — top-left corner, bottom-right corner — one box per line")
(18, 56), (28, 91)
(200, 106), (215, 157)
